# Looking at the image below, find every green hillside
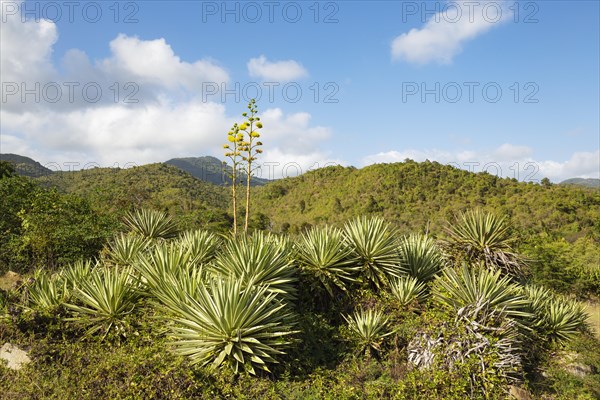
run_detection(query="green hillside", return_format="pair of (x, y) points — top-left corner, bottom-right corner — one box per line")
(36, 163), (230, 229)
(0, 153), (53, 177)
(164, 156), (270, 186)
(253, 160), (600, 239)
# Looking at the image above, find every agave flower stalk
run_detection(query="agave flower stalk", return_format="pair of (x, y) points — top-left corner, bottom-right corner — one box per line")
(237, 99), (264, 233)
(223, 123), (243, 234)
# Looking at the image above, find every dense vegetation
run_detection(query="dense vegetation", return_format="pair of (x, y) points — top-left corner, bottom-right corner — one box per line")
(1, 207), (598, 399)
(1, 157), (598, 399)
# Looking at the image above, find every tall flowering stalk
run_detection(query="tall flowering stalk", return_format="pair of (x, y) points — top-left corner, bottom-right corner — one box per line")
(237, 99), (263, 233)
(223, 123), (243, 234)
(223, 99), (264, 234)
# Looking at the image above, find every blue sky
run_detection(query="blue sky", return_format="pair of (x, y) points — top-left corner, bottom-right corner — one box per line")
(1, 0), (598, 182)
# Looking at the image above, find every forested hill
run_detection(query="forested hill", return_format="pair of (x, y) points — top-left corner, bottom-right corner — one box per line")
(560, 178), (600, 188)
(37, 163), (229, 220)
(32, 158), (600, 242)
(252, 160), (600, 239)
(164, 156), (270, 186)
(0, 153), (53, 177)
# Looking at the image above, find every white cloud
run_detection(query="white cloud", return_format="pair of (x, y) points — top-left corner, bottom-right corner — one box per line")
(0, 1), (57, 83)
(1, 101), (341, 174)
(0, 6), (333, 174)
(0, 7), (229, 113)
(536, 151), (600, 181)
(391, 1), (512, 65)
(1, 101), (232, 166)
(100, 34), (229, 91)
(362, 145), (600, 183)
(247, 55), (308, 82)
(493, 143), (533, 161)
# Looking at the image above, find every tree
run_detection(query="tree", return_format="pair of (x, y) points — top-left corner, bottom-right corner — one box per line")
(0, 161), (16, 179)
(16, 188), (114, 271)
(541, 177), (552, 187)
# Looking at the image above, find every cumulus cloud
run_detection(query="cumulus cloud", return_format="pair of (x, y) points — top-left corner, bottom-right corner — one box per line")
(362, 145), (600, 183)
(0, 6), (229, 113)
(391, 1), (512, 64)
(1, 99), (341, 175)
(247, 55), (308, 82)
(0, 4), (333, 175)
(0, 1), (57, 83)
(1, 101), (232, 166)
(100, 34), (229, 91)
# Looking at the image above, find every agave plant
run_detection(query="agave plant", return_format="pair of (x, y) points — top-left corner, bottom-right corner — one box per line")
(344, 308), (394, 357)
(59, 259), (96, 290)
(398, 234), (445, 283)
(433, 264), (532, 326)
(166, 278), (296, 374)
(523, 285), (589, 344)
(442, 209), (525, 278)
(176, 229), (220, 266)
(123, 208), (179, 240)
(103, 233), (151, 267)
(343, 216), (401, 289)
(65, 267), (140, 339)
(134, 242), (206, 305)
(210, 232), (297, 301)
(26, 270), (69, 313)
(295, 226), (359, 296)
(389, 276), (428, 308)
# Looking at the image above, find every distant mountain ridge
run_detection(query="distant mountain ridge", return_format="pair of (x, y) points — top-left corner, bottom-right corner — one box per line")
(0, 153), (53, 177)
(560, 178), (600, 188)
(0, 153), (269, 187)
(164, 156), (270, 186)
